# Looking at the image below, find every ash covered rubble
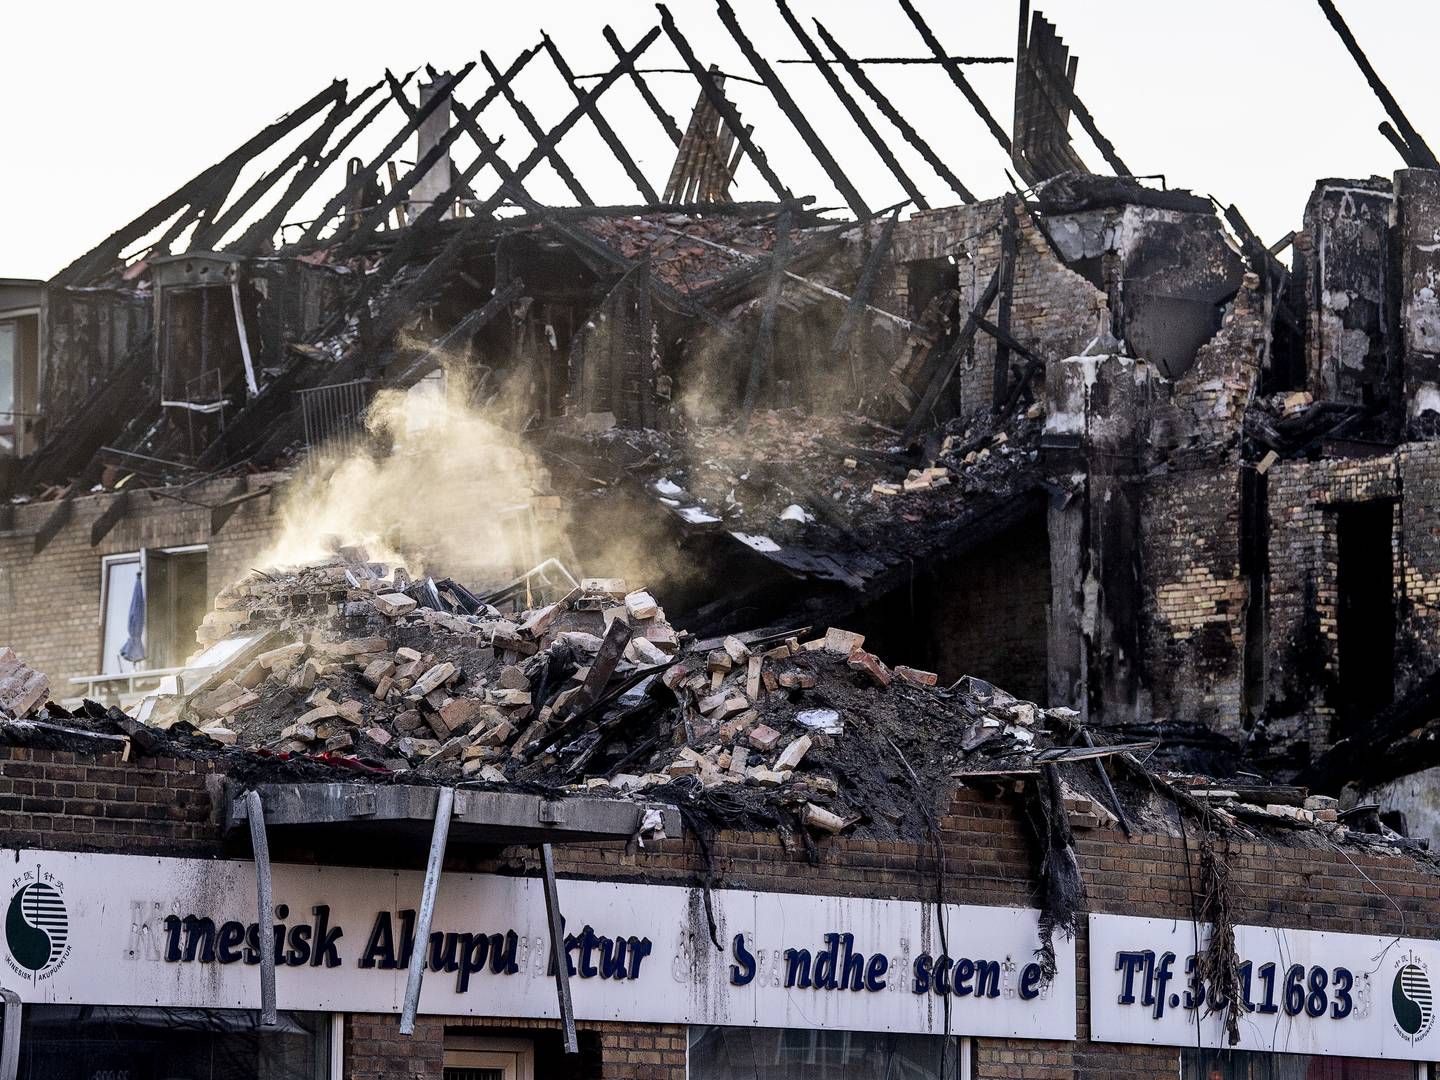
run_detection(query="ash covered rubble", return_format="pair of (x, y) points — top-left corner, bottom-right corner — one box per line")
(0, 548), (1117, 842)
(1, 549), (1429, 863)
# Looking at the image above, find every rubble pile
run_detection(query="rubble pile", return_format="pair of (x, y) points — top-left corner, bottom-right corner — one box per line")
(576, 405), (1045, 551)
(0, 549), (1090, 839)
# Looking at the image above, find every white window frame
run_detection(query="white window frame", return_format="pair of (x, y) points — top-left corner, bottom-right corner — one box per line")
(328, 1013), (344, 1080)
(97, 545), (210, 672)
(443, 1035), (535, 1080)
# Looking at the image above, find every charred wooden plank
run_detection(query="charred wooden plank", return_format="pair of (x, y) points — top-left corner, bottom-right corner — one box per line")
(830, 207), (900, 390)
(54, 80), (344, 283)
(481, 50), (592, 205)
(715, 0), (868, 218)
(992, 195), (1018, 406)
(739, 208), (793, 431)
(902, 268), (1000, 439)
(542, 33), (659, 203)
(33, 493), (75, 555)
(774, 0), (927, 211)
(657, 3), (793, 201)
(230, 73), (413, 255)
(602, 24), (683, 146)
(89, 491), (131, 547)
(388, 278), (526, 389)
(812, 19), (974, 203)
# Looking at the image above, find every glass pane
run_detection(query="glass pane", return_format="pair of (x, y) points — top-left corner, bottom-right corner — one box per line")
(0, 320), (16, 450)
(19, 1006), (330, 1080)
(688, 1026), (963, 1080)
(1182, 1048), (1417, 1080)
(101, 558), (143, 675)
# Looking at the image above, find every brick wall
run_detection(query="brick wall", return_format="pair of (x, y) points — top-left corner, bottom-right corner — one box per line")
(5, 744), (1439, 1080)
(1264, 454), (1399, 750)
(0, 472), (287, 697)
(0, 745), (222, 854)
(886, 200), (1109, 422)
(1142, 464), (1247, 735)
(1171, 278), (1266, 447)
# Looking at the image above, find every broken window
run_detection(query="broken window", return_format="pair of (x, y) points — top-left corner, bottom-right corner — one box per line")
(152, 256), (261, 458)
(1335, 500), (1396, 734)
(99, 547), (210, 675)
(0, 311), (41, 457)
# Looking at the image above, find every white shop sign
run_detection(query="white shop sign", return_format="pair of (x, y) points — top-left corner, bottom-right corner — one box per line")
(1091, 912), (1440, 1061)
(0, 849), (1074, 1039)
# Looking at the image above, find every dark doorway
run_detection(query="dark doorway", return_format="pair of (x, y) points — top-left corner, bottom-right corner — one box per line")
(1335, 501), (1395, 733)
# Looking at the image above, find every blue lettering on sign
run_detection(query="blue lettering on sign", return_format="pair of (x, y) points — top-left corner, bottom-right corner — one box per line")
(1113, 948), (1356, 1023)
(726, 931), (1036, 1001)
(163, 906), (653, 994)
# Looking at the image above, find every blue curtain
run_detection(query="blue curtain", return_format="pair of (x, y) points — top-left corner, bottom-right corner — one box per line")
(119, 572), (146, 663)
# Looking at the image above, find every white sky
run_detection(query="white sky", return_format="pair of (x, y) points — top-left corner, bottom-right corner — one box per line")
(4, 0), (1438, 280)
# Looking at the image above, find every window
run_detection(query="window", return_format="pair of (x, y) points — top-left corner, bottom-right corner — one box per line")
(0, 312), (41, 458)
(688, 1027), (969, 1080)
(444, 1036), (535, 1080)
(1181, 1048), (1428, 1080)
(17, 1006), (333, 1080)
(99, 547), (210, 674)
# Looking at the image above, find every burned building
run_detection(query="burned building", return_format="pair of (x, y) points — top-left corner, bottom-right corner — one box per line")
(8, 0), (1440, 1076)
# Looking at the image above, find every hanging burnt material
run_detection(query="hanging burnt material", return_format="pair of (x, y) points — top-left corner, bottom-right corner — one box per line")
(1196, 830), (1243, 1045)
(1022, 764), (1084, 982)
(574, 262), (658, 428)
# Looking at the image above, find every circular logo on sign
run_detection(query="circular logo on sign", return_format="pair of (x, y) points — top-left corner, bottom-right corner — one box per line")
(1393, 954), (1435, 1043)
(5, 881), (69, 978)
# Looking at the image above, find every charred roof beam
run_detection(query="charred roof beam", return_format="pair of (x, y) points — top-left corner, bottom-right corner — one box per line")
(657, 3), (794, 203)
(773, 0), (928, 211)
(898, 0), (1012, 157)
(54, 79), (345, 284)
(1316, 0), (1439, 170)
(229, 72), (415, 256)
(602, 24), (684, 147)
(195, 80), (385, 252)
(812, 19), (974, 203)
(296, 63), (477, 247)
(481, 49), (593, 205)
(542, 32), (660, 203)
(714, 0), (869, 218)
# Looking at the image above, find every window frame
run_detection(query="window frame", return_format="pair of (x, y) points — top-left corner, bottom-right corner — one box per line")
(97, 544), (210, 673)
(443, 1035), (536, 1080)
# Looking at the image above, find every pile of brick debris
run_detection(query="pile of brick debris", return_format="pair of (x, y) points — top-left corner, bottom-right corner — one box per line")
(0, 551), (1428, 856)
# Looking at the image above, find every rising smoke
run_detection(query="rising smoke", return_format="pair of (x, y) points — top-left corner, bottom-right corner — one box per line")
(261, 370), (566, 581)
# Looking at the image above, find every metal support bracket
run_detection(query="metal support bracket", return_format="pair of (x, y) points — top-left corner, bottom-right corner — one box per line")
(540, 843), (579, 1054)
(245, 789), (278, 1027)
(399, 785), (454, 1036)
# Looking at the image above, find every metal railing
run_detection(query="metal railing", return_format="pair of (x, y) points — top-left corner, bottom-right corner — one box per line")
(297, 378), (373, 456)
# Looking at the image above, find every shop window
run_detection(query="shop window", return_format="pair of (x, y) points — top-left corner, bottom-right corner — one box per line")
(688, 1026), (969, 1080)
(17, 1006), (332, 1080)
(0, 312), (41, 458)
(444, 1036), (535, 1080)
(99, 547), (210, 675)
(1181, 1048), (1426, 1080)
